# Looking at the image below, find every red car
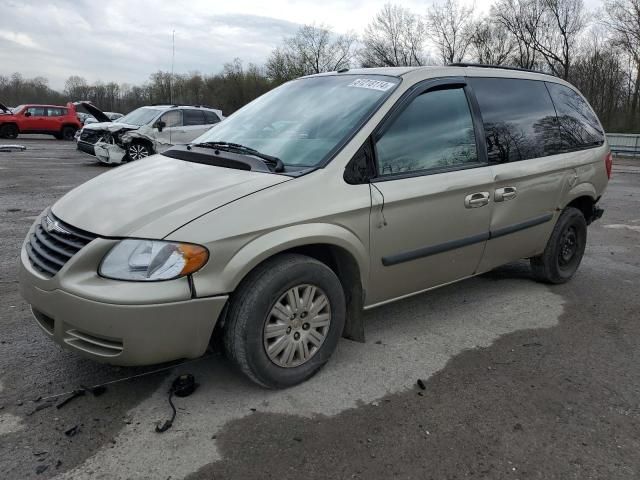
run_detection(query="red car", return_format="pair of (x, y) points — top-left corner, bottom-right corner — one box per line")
(0, 102), (83, 140)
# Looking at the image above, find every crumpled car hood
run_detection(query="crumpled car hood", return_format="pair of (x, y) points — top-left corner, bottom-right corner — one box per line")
(82, 122), (140, 132)
(52, 154), (291, 238)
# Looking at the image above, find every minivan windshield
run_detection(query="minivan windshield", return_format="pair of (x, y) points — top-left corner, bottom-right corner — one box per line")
(116, 107), (161, 126)
(193, 75), (400, 167)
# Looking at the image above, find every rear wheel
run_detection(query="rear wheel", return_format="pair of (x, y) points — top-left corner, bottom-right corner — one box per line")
(127, 141), (152, 160)
(223, 254), (346, 389)
(60, 126), (76, 141)
(531, 207), (587, 284)
(0, 124), (18, 139)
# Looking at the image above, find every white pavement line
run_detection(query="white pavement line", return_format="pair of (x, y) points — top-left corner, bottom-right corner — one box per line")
(57, 278), (564, 480)
(604, 224), (640, 233)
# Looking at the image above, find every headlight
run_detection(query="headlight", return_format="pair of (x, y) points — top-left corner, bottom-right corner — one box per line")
(99, 239), (209, 281)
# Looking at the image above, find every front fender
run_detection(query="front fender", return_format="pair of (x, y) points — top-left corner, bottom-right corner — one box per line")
(193, 223), (370, 297)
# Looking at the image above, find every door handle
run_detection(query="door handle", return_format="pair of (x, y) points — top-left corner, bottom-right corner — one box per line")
(495, 186), (517, 202)
(464, 192), (490, 208)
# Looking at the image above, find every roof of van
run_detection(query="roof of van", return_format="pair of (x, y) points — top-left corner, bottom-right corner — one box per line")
(309, 65), (568, 86)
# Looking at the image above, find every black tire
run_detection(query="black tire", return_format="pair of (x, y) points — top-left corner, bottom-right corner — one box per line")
(127, 141), (152, 160)
(0, 124), (18, 139)
(61, 126), (76, 141)
(531, 207), (587, 284)
(223, 253), (346, 389)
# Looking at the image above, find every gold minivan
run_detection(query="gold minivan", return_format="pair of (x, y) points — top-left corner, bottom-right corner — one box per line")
(19, 65), (610, 388)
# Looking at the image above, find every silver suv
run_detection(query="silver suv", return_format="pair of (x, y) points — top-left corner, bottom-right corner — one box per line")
(20, 65), (610, 388)
(76, 104), (224, 164)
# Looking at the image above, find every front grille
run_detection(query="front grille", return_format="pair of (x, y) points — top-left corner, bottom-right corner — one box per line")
(26, 212), (97, 277)
(79, 129), (103, 144)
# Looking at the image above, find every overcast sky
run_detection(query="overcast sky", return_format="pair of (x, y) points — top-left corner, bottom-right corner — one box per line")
(1, 0), (604, 91)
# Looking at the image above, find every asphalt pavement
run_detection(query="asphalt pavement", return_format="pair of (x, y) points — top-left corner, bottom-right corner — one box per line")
(0, 136), (638, 479)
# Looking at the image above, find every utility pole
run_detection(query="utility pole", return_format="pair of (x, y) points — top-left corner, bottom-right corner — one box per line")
(170, 30), (175, 104)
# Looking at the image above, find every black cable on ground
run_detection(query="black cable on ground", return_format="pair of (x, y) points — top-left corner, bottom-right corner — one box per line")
(155, 374), (199, 433)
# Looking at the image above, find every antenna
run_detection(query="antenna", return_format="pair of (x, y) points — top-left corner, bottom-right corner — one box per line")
(170, 30), (175, 104)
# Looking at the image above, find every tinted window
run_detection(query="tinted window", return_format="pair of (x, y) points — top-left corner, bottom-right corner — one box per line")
(160, 110), (182, 127)
(470, 78), (560, 163)
(546, 82), (604, 150)
(375, 88), (478, 175)
(183, 109), (205, 126)
(204, 111), (220, 124)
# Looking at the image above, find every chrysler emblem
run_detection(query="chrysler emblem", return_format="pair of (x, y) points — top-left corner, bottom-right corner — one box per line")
(44, 215), (70, 235)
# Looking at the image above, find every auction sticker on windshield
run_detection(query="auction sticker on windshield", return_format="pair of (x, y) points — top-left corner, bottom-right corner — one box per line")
(348, 79), (395, 91)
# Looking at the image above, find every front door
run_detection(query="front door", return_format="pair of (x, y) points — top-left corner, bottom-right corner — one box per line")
(155, 110), (183, 146)
(22, 106), (47, 132)
(367, 81), (493, 306)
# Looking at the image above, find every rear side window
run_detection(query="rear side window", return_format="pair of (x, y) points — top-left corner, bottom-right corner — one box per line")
(204, 111), (220, 124)
(183, 109), (205, 126)
(470, 78), (560, 163)
(546, 82), (604, 150)
(47, 107), (67, 117)
(375, 87), (478, 176)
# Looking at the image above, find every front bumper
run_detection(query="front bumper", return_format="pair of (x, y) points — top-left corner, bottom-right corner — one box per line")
(19, 238), (228, 366)
(94, 142), (126, 164)
(77, 140), (96, 156)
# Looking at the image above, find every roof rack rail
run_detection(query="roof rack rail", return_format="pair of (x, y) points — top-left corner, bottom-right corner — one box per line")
(447, 63), (550, 75)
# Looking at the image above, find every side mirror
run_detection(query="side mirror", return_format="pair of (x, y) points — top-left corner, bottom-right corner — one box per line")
(24, 111), (32, 117)
(155, 120), (166, 132)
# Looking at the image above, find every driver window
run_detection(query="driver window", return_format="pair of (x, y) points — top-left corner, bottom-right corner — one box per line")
(375, 88), (478, 176)
(160, 110), (182, 128)
(26, 107), (46, 116)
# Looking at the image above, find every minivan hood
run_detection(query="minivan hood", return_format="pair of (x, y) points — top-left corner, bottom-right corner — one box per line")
(52, 155), (291, 238)
(83, 121), (140, 132)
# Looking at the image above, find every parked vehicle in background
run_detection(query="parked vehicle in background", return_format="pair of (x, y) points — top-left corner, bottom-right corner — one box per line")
(76, 105), (223, 164)
(0, 102), (82, 140)
(19, 65), (609, 388)
(83, 112), (123, 125)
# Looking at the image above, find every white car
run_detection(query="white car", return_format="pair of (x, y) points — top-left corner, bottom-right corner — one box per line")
(76, 105), (224, 164)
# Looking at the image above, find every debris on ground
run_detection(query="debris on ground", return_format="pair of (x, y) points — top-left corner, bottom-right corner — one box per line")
(64, 425), (79, 437)
(155, 374), (198, 433)
(0, 144), (26, 152)
(416, 379), (427, 390)
(27, 402), (54, 416)
(56, 389), (86, 409)
(35, 464), (48, 475)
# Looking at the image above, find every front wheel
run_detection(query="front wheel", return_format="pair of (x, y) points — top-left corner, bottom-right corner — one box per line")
(223, 254), (346, 389)
(531, 207), (587, 284)
(0, 124), (18, 139)
(127, 141), (152, 160)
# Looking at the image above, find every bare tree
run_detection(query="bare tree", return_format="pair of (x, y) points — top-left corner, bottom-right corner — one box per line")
(468, 19), (517, 65)
(359, 4), (428, 67)
(266, 24), (357, 83)
(603, 0), (640, 128)
(492, 0), (544, 69)
(536, 0), (587, 78)
(492, 0), (586, 78)
(426, 0), (475, 64)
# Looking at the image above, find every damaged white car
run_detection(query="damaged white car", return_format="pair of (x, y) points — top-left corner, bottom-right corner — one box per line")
(76, 105), (223, 164)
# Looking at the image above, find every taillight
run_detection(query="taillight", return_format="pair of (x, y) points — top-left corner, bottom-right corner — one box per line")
(605, 151), (613, 179)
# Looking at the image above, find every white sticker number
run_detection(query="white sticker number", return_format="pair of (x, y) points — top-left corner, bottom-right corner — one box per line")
(348, 79), (395, 92)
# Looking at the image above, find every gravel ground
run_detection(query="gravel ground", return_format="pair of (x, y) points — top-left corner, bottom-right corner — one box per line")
(1, 137), (639, 479)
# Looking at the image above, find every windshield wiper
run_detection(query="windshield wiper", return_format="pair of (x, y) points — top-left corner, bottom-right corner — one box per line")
(191, 141), (285, 173)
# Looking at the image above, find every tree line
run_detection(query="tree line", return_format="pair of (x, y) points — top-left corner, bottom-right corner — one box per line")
(1, 0), (638, 132)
